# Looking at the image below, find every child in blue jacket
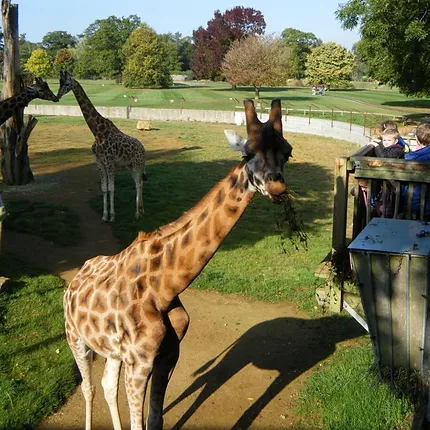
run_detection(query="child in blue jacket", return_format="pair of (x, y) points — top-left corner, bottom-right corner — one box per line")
(401, 122), (430, 218)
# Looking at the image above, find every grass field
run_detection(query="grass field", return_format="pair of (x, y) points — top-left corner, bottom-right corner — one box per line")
(0, 117), (417, 429)
(34, 79), (430, 123)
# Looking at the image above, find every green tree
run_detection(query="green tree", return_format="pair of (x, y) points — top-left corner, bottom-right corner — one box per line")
(159, 33), (181, 72)
(19, 33), (39, 69)
(159, 32), (193, 72)
(336, 0), (430, 96)
(69, 40), (98, 79)
(222, 35), (292, 99)
(79, 15), (141, 78)
(351, 43), (367, 81)
(122, 24), (172, 88)
(305, 42), (354, 87)
(42, 30), (77, 60)
(25, 48), (52, 77)
(281, 28), (322, 79)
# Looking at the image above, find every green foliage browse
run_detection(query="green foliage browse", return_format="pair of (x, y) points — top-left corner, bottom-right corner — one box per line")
(122, 24), (172, 88)
(305, 42), (354, 87)
(336, 0), (430, 97)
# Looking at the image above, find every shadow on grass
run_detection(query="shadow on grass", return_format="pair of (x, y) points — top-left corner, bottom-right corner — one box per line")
(2, 144), (334, 275)
(165, 314), (365, 429)
(382, 99), (430, 109)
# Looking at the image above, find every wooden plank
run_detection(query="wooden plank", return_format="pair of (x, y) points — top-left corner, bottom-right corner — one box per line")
(372, 253), (392, 367)
(409, 256), (427, 372)
(332, 156), (349, 253)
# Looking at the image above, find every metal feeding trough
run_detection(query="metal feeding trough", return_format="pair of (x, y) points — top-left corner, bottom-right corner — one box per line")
(348, 218), (430, 382)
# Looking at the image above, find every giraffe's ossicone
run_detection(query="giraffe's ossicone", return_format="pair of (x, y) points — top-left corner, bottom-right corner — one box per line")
(64, 99), (292, 430)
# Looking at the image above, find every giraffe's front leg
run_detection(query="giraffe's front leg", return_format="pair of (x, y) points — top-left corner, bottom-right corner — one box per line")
(67, 335), (95, 430)
(97, 161), (109, 222)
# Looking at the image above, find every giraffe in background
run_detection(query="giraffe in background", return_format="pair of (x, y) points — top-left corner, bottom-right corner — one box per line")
(0, 77), (58, 124)
(57, 71), (146, 222)
(63, 99), (293, 430)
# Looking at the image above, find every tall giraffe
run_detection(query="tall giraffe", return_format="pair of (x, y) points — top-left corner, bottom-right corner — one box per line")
(0, 77), (58, 124)
(57, 71), (146, 222)
(63, 99), (293, 430)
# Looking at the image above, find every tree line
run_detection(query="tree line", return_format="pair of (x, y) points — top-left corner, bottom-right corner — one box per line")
(10, 2), (430, 97)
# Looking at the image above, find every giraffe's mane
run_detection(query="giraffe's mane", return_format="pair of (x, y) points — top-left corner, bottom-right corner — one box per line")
(134, 160), (246, 243)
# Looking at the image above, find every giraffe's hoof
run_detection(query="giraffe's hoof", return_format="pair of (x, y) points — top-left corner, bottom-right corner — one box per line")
(109, 215), (115, 223)
(135, 210), (144, 220)
(102, 215), (109, 222)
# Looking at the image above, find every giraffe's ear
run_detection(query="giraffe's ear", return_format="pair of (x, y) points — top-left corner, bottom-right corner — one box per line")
(224, 130), (248, 155)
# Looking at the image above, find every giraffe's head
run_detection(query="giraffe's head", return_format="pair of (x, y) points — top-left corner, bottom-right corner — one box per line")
(30, 77), (59, 102)
(224, 99), (292, 203)
(57, 70), (75, 100)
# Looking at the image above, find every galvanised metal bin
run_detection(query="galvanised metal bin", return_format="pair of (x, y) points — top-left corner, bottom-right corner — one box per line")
(348, 218), (430, 381)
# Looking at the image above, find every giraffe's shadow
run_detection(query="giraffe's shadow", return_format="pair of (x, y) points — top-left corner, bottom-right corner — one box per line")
(165, 315), (365, 429)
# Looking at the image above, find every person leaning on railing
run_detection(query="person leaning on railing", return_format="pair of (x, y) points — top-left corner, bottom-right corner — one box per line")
(400, 122), (430, 219)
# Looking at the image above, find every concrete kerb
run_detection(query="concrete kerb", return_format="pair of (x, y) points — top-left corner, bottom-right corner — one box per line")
(25, 105), (371, 147)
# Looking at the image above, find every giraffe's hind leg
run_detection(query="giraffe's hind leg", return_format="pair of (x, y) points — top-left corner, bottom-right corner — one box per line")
(124, 360), (153, 430)
(67, 335), (95, 430)
(131, 168), (144, 219)
(101, 356), (123, 430)
(147, 299), (190, 430)
(96, 161), (109, 222)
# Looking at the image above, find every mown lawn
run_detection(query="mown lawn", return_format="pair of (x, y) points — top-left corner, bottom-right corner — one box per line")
(30, 78), (430, 121)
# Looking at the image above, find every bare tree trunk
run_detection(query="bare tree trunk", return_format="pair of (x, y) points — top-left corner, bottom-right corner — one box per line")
(0, 0), (34, 185)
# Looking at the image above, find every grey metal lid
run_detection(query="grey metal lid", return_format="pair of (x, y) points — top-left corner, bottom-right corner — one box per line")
(348, 218), (430, 257)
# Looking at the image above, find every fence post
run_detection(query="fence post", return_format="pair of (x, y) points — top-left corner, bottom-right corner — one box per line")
(308, 105), (311, 125)
(363, 113), (367, 135)
(350, 111), (353, 131)
(331, 106), (334, 128)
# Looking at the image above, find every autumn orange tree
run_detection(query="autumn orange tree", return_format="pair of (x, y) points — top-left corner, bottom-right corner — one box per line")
(222, 35), (292, 99)
(53, 48), (75, 73)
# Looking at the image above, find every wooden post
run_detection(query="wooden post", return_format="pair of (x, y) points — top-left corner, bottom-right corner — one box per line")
(0, 0), (35, 185)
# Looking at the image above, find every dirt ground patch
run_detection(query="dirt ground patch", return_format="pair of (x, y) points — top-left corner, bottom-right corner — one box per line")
(2, 150), (362, 429)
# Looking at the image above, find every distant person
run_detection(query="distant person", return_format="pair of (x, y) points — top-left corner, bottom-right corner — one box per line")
(400, 122), (430, 218)
(312, 85), (317, 96)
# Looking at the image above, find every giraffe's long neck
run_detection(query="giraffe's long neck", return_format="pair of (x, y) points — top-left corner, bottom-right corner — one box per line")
(125, 161), (255, 307)
(71, 80), (111, 137)
(0, 89), (36, 124)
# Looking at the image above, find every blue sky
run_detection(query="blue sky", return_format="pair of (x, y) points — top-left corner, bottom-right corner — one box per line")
(17, 0), (360, 49)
